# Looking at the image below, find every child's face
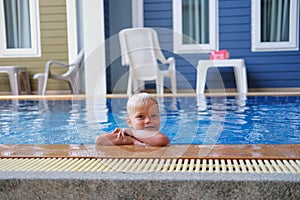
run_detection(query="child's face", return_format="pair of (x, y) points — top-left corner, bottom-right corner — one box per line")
(126, 100), (160, 131)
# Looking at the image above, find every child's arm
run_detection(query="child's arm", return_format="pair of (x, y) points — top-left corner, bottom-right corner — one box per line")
(95, 128), (136, 145)
(95, 128), (170, 147)
(122, 128), (170, 147)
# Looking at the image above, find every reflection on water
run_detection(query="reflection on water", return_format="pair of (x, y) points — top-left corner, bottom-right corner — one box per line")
(0, 95), (299, 145)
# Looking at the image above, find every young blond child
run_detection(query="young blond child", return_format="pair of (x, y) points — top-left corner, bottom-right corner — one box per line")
(95, 93), (170, 147)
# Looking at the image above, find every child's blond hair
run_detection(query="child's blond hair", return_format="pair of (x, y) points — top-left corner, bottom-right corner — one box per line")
(126, 93), (158, 115)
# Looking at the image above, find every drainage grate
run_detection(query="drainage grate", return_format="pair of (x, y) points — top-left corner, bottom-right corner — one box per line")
(0, 158), (299, 173)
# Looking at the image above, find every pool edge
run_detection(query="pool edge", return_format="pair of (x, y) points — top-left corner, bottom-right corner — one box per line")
(1, 144), (299, 160)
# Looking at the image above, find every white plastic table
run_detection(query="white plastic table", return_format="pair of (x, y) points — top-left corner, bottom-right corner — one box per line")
(196, 59), (248, 94)
(0, 66), (31, 95)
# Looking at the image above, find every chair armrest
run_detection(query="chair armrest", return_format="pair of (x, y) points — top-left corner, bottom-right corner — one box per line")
(44, 60), (72, 75)
(46, 60), (70, 68)
(33, 73), (45, 79)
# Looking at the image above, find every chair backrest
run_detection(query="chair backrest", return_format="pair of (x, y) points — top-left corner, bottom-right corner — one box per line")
(119, 28), (166, 79)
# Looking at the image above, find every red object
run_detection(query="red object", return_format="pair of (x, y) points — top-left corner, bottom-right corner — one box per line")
(210, 49), (230, 60)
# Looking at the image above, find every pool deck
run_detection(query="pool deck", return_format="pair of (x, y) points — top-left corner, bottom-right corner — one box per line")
(1, 144), (300, 199)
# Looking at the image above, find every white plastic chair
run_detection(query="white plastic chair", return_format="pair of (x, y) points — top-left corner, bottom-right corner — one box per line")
(119, 28), (177, 95)
(33, 50), (84, 95)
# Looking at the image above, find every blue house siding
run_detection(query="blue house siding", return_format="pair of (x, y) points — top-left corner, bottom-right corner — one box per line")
(144, 0), (300, 91)
(145, 0), (202, 90)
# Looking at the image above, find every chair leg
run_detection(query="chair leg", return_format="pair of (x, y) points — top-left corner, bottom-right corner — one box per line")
(136, 80), (145, 93)
(196, 67), (208, 95)
(132, 78), (141, 94)
(127, 74), (132, 96)
(72, 82), (80, 95)
(7, 71), (19, 95)
(33, 73), (46, 95)
(38, 77), (45, 95)
(170, 71), (177, 94)
(241, 66), (248, 94)
(41, 75), (48, 95)
(156, 77), (164, 96)
(69, 77), (80, 95)
(68, 82), (74, 94)
(233, 67), (247, 95)
(37, 74), (46, 95)
(20, 71), (32, 95)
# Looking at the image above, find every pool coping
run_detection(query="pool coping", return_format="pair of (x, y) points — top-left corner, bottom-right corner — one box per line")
(0, 144), (299, 160)
(0, 91), (300, 100)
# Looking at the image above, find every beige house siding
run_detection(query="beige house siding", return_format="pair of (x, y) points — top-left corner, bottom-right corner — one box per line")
(0, 0), (70, 94)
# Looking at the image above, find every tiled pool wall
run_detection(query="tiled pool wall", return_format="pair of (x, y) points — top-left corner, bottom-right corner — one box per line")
(0, 172), (299, 199)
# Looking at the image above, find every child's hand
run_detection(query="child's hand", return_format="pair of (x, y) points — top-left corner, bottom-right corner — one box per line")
(112, 128), (133, 140)
(111, 128), (126, 140)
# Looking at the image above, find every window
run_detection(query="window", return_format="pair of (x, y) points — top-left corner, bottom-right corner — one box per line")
(0, 0), (40, 57)
(252, 0), (299, 51)
(173, 0), (218, 53)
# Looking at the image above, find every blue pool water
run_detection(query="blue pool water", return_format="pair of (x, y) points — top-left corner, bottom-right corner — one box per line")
(0, 96), (299, 145)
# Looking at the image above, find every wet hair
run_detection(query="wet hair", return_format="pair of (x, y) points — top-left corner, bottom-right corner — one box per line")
(126, 93), (158, 115)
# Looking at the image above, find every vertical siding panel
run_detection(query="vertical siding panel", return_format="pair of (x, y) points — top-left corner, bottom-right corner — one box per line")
(219, 0), (252, 89)
(0, 0), (69, 94)
(104, 0), (111, 92)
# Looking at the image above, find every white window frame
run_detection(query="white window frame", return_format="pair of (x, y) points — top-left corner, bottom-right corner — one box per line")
(251, 0), (299, 52)
(173, 0), (218, 54)
(0, 0), (41, 57)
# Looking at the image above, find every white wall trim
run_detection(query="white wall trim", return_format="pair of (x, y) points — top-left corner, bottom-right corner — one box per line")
(66, 0), (78, 63)
(132, 0), (144, 27)
(82, 0), (106, 97)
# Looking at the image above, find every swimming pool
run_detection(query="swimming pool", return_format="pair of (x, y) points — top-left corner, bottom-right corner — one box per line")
(0, 95), (299, 145)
